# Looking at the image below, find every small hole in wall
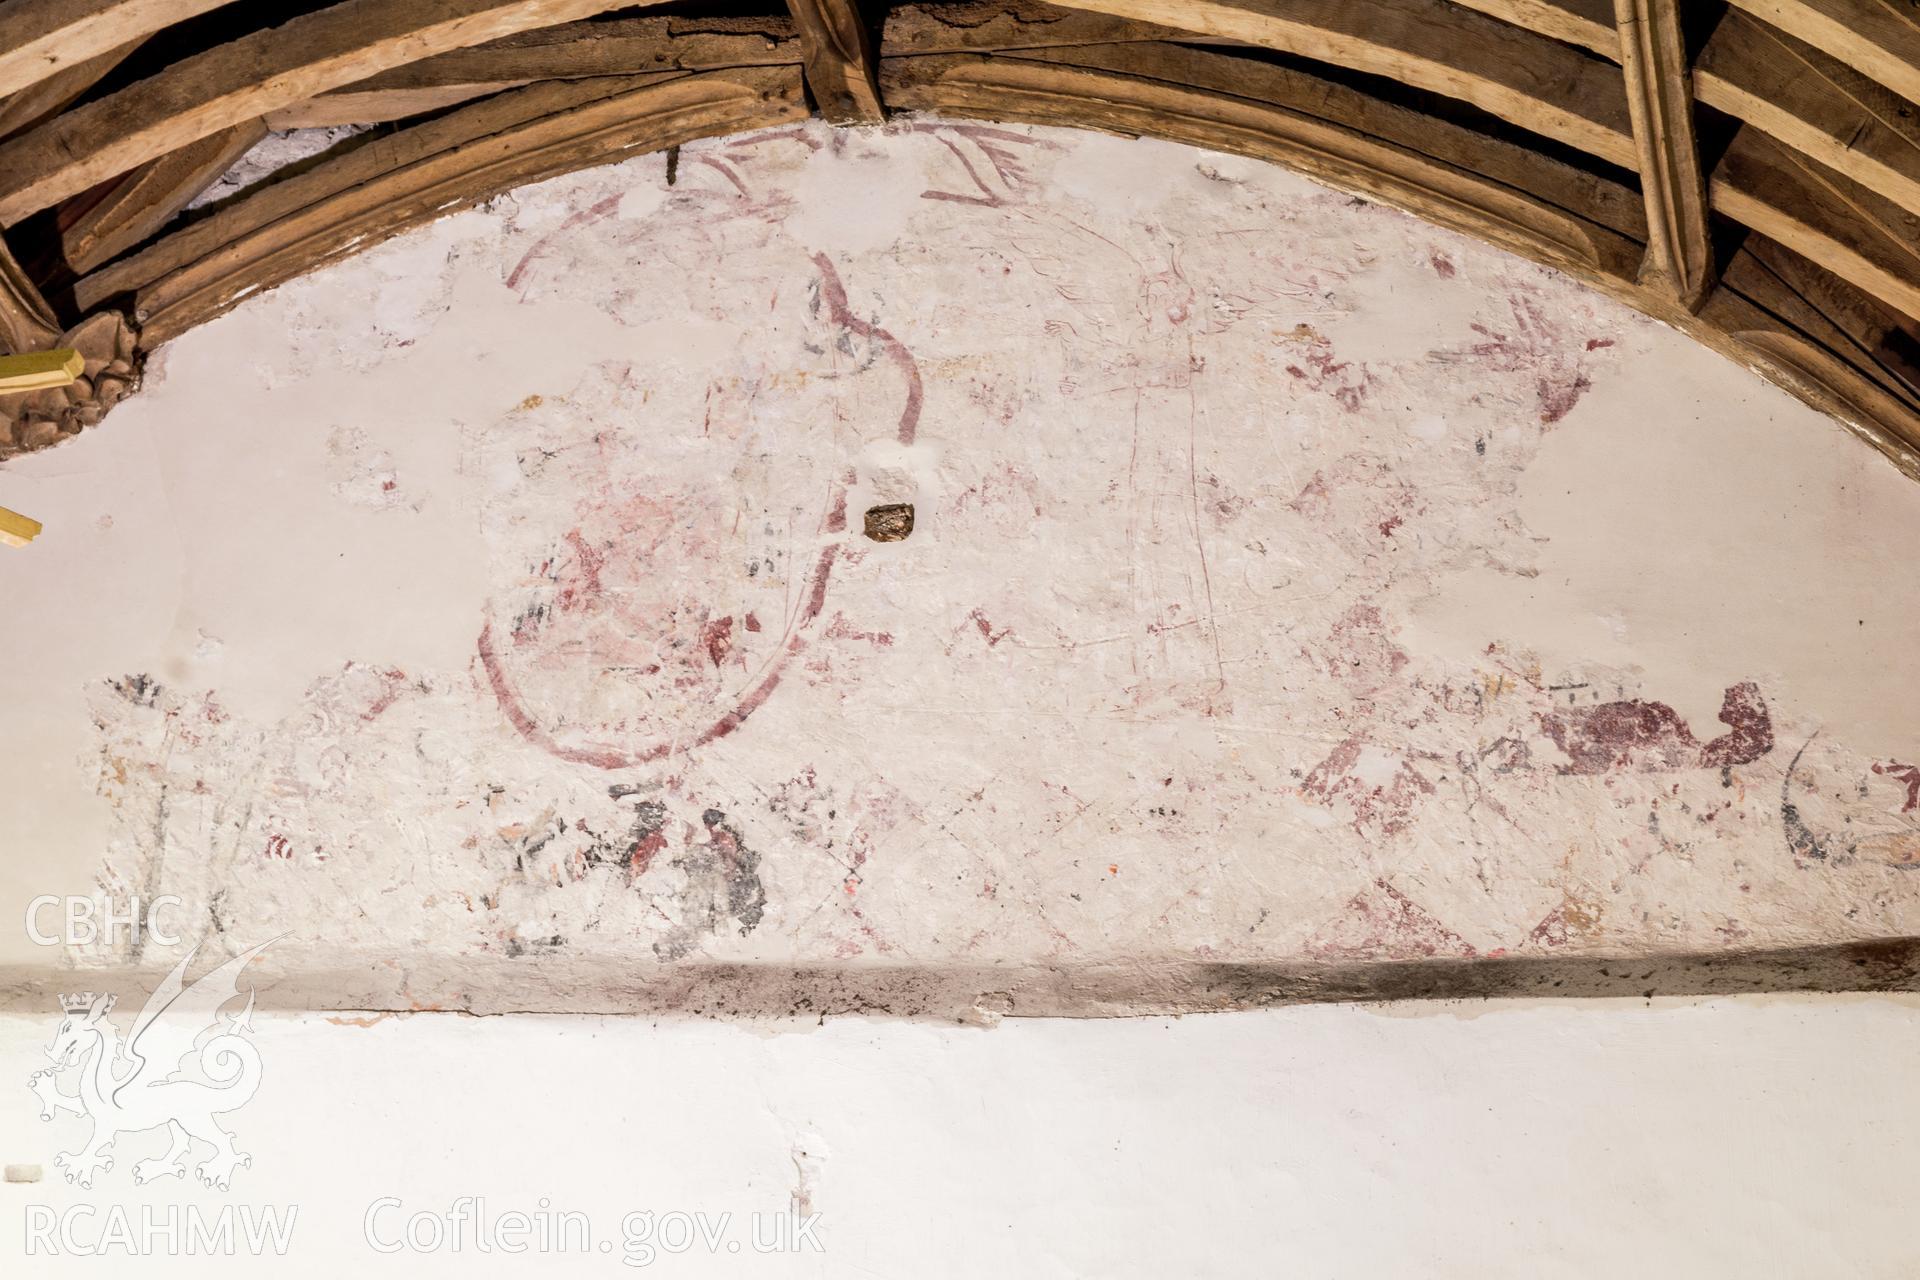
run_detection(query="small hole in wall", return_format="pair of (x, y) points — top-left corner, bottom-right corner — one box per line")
(863, 504), (914, 543)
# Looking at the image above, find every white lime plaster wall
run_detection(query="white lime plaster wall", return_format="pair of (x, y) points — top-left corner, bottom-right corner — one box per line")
(1, 120), (1918, 1008)
(3, 995), (1918, 1275)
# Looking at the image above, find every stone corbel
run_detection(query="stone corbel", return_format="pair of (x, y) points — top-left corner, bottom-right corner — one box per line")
(0, 234), (140, 459)
(0, 310), (141, 458)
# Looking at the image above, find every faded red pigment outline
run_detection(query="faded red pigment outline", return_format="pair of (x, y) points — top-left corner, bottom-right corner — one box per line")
(478, 257), (894, 768)
(1873, 761), (1920, 813)
(810, 252), (923, 445)
(505, 193), (621, 294)
(479, 536), (840, 770)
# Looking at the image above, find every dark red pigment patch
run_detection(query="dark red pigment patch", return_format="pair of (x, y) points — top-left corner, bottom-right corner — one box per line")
(601, 795), (670, 877)
(1536, 373), (1592, 424)
(811, 253), (923, 445)
(1541, 681), (1773, 775)
(1311, 878), (1475, 960)
(359, 666), (411, 721)
(1873, 761), (1920, 813)
(969, 608), (1013, 647)
(911, 123), (1046, 207)
(478, 254), (924, 770)
(825, 613), (894, 647)
(1282, 327), (1370, 412)
(1462, 294), (1606, 424)
(702, 615), (736, 667)
(1300, 738), (1435, 836)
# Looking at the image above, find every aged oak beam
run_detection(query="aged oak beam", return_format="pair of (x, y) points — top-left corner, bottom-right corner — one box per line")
(1712, 125), (1920, 323)
(0, 0), (656, 227)
(1727, 234), (1920, 409)
(0, 36), (144, 141)
(882, 0), (1204, 55)
(1037, 0), (1639, 166)
(267, 83), (533, 130)
(787, 0), (884, 122)
(1615, 0), (1713, 310)
(58, 120), (268, 274)
(1448, 0), (1614, 57)
(1723, 0), (1920, 106)
(275, 13), (805, 128)
(0, 0), (238, 99)
(0, 233), (61, 355)
(1695, 12), (1920, 224)
(78, 68), (806, 344)
(884, 46), (1646, 278)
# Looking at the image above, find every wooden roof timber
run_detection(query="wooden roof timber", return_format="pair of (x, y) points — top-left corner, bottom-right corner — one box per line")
(269, 14), (808, 128)
(789, 0), (886, 122)
(1616, 0), (1712, 310)
(0, 0), (653, 226)
(0, 0), (1914, 483)
(0, 0), (239, 99)
(1695, 12), (1920, 225)
(1724, 0), (1920, 106)
(0, 34), (145, 141)
(1038, 0), (1641, 166)
(78, 68), (806, 344)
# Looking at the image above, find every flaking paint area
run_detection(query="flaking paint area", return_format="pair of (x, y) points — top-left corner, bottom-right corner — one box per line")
(27, 120), (1920, 977)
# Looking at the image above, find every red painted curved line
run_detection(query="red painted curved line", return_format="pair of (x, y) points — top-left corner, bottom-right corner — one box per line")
(478, 620), (651, 769)
(810, 252), (924, 445)
(479, 538), (841, 771)
(478, 254), (915, 769)
(505, 193), (622, 293)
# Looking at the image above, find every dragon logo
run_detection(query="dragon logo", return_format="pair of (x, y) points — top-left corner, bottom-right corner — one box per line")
(26, 938), (275, 1190)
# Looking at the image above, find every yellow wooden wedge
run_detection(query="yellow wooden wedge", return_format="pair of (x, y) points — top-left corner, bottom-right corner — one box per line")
(0, 505), (41, 548)
(0, 348), (83, 395)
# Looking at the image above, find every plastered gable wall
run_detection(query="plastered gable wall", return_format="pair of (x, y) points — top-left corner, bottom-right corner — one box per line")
(2, 120), (1918, 1009)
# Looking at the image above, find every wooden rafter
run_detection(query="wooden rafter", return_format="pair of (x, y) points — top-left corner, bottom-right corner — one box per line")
(1729, 234), (1920, 409)
(57, 120), (268, 275)
(0, 0), (647, 226)
(788, 0), (885, 123)
(882, 0), (1199, 54)
(78, 69), (806, 343)
(0, 232), (61, 354)
(0, 35), (144, 141)
(0, 0), (238, 99)
(1712, 125), (1920, 323)
(1449, 0), (1613, 56)
(1696, 11), (1920, 223)
(1615, 0), (1713, 310)
(273, 14), (806, 128)
(1723, 0), (1920, 105)
(884, 46), (1645, 278)
(1041, 0), (1638, 166)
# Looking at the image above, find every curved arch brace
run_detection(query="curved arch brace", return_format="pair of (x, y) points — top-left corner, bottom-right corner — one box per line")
(10, 36), (1920, 482)
(883, 47), (1920, 482)
(75, 68), (809, 345)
